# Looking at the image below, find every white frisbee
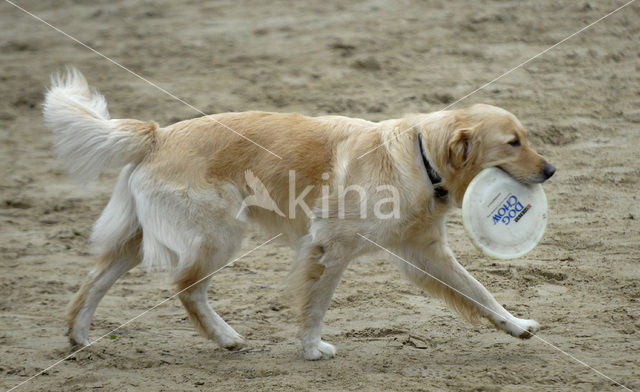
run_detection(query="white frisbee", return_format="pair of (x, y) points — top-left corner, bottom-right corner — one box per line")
(462, 167), (548, 259)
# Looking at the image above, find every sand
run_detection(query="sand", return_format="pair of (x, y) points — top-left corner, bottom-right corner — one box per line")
(1, 0), (639, 391)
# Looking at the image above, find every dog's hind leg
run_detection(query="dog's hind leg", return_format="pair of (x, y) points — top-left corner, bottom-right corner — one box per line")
(131, 172), (248, 349)
(66, 232), (141, 346)
(175, 275), (245, 350)
(174, 240), (245, 350)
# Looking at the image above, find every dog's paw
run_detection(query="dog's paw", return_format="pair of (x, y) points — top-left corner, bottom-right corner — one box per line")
(68, 329), (90, 347)
(303, 340), (336, 360)
(69, 335), (90, 347)
(515, 319), (539, 339)
(492, 316), (539, 339)
(507, 318), (539, 339)
(218, 331), (246, 351)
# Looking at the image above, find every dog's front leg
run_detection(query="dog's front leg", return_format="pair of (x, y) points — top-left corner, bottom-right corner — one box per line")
(290, 241), (351, 360)
(396, 244), (539, 339)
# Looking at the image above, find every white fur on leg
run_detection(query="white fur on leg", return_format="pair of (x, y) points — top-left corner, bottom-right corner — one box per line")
(69, 323), (91, 347)
(179, 278), (246, 350)
(70, 252), (139, 346)
(500, 316), (540, 339)
(217, 329), (246, 350)
(296, 248), (349, 361)
(303, 339), (336, 360)
(302, 319), (336, 360)
(91, 164), (139, 255)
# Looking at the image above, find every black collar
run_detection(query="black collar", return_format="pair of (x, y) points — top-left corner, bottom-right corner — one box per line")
(418, 133), (448, 199)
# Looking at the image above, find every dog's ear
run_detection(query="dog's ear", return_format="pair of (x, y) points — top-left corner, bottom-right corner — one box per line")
(448, 128), (471, 169)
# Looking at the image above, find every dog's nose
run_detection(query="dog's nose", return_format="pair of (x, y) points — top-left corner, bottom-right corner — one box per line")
(542, 163), (556, 180)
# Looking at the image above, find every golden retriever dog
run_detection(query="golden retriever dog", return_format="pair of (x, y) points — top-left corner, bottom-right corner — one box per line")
(43, 68), (555, 360)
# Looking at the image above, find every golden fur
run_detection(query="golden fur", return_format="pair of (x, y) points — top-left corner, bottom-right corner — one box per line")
(44, 69), (554, 358)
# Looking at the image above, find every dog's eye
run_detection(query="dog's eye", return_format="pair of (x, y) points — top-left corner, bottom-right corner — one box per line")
(508, 139), (520, 147)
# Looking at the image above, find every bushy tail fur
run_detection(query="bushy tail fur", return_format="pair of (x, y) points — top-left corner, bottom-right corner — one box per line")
(43, 67), (157, 183)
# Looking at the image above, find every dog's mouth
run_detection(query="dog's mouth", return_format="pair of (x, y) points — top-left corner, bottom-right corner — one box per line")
(498, 163), (556, 185)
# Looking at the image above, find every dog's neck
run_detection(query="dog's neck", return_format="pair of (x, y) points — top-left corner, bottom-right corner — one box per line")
(417, 132), (448, 199)
(406, 110), (473, 207)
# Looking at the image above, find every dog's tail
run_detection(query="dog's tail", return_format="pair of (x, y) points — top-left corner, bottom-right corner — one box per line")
(43, 67), (157, 184)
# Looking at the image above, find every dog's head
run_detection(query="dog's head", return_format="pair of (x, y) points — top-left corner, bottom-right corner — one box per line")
(422, 104), (555, 206)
